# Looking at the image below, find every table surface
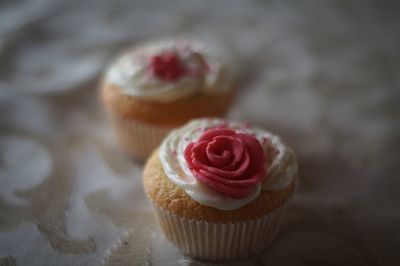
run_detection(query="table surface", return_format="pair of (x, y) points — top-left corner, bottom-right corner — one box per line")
(0, 0), (399, 265)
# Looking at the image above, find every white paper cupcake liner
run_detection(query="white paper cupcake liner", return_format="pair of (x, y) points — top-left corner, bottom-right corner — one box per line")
(111, 116), (173, 160)
(153, 201), (289, 261)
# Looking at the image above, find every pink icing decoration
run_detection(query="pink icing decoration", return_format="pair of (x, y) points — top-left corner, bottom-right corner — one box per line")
(150, 48), (209, 82)
(184, 128), (267, 198)
(150, 51), (186, 82)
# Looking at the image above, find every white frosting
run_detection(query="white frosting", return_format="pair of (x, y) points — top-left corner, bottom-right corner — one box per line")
(159, 118), (297, 211)
(105, 38), (233, 103)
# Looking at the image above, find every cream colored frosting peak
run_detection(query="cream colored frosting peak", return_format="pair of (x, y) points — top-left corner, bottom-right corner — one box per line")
(105, 38), (233, 103)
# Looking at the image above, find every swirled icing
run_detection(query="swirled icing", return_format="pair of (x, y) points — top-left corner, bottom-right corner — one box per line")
(105, 38), (233, 103)
(159, 118), (297, 211)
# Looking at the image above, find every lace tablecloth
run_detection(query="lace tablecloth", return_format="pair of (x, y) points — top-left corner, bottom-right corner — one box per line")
(1, 1), (399, 265)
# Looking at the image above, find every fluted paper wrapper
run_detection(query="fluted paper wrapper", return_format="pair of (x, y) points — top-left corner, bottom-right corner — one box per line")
(111, 116), (173, 160)
(153, 202), (289, 261)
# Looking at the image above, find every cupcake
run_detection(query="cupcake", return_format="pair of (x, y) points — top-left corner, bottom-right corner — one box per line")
(143, 118), (298, 261)
(100, 38), (235, 160)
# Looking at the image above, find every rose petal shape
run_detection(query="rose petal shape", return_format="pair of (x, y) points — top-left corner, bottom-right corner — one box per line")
(184, 127), (267, 198)
(206, 136), (244, 168)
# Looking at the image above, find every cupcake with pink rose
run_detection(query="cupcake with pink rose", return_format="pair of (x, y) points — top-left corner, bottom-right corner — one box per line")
(143, 118), (298, 261)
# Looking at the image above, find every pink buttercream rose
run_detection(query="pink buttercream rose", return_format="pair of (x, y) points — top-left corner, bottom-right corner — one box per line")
(184, 128), (267, 198)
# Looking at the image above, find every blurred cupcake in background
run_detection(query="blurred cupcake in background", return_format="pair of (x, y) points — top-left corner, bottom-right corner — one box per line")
(100, 38), (236, 160)
(143, 118), (298, 261)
